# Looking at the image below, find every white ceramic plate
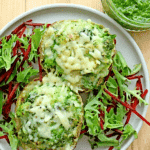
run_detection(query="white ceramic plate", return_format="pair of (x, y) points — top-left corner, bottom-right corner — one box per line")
(0, 4), (149, 150)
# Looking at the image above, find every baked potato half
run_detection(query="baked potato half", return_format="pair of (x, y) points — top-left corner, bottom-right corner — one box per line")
(15, 79), (83, 150)
(39, 19), (116, 92)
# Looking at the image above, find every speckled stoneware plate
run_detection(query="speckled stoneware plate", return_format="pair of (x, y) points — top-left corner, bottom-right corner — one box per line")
(0, 3), (149, 150)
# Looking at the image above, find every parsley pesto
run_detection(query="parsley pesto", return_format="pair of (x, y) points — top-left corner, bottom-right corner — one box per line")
(15, 80), (83, 150)
(40, 19), (116, 91)
(112, 0), (150, 23)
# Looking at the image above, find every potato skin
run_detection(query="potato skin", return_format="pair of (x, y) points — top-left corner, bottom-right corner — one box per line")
(39, 20), (116, 92)
(15, 79), (84, 150)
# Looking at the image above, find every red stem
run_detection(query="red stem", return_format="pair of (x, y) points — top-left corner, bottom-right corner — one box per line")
(80, 129), (88, 134)
(126, 75), (143, 80)
(0, 135), (9, 143)
(24, 22), (45, 26)
(125, 97), (138, 125)
(141, 89), (148, 98)
(125, 79), (147, 125)
(100, 118), (104, 130)
(46, 24), (51, 28)
(114, 39), (116, 45)
(137, 78), (143, 94)
(108, 146), (114, 150)
(5, 83), (20, 105)
(112, 129), (123, 135)
(0, 56), (20, 83)
(26, 19), (33, 22)
(104, 89), (150, 126)
(6, 35), (12, 41)
(2, 83), (20, 118)
(0, 72), (7, 83)
(18, 26), (27, 38)
(106, 132), (119, 138)
(18, 43), (31, 70)
(107, 105), (114, 113)
(11, 23), (25, 34)
(20, 48), (25, 55)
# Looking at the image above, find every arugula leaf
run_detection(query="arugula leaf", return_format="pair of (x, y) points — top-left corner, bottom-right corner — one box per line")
(0, 35), (18, 71)
(84, 98), (102, 136)
(6, 68), (17, 85)
(82, 75), (96, 90)
(112, 68), (131, 98)
(115, 104), (127, 122)
(8, 134), (18, 150)
(17, 67), (38, 83)
(107, 76), (118, 89)
(115, 124), (137, 150)
(89, 133), (119, 149)
(18, 36), (29, 50)
(105, 106), (125, 129)
(113, 51), (131, 76)
(98, 133), (119, 145)
(0, 113), (18, 150)
(122, 124), (138, 140)
(123, 85), (148, 105)
(30, 25), (46, 61)
(130, 64), (142, 75)
(0, 131), (4, 136)
(89, 140), (119, 149)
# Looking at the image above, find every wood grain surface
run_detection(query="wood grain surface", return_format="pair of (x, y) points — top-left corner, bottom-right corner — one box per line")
(0, 0), (150, 150)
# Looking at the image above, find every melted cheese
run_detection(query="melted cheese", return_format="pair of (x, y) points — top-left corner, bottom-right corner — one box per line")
(21, 82), (82, 145)
(55, 110), (71, 130)
(41, 19), (115, 91)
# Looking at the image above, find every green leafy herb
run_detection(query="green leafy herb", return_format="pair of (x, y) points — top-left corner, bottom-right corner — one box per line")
(30, 25), (46, 61)
(0, 113), (19, 150)
(17, 67), (38, 83)
(0, 35), (18, 71)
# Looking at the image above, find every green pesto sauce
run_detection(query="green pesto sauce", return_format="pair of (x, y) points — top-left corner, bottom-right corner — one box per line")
(112, 0), (150, 23)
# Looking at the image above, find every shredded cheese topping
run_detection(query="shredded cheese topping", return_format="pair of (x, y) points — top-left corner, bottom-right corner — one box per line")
(16, 81), (83, 150)
(40, 19), (116, 90)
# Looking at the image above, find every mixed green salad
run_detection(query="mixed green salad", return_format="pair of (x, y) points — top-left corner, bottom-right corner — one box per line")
(0, 19), (149, 150)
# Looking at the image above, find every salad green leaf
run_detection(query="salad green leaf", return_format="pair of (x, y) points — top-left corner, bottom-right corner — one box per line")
(17, 67), (38, 83)
(0, 35), (18, 71)
(115, 124), (137, 150)
(0, 113), (19, 150)
(30, 24), (47, 61)
(83, 51), (147, 149)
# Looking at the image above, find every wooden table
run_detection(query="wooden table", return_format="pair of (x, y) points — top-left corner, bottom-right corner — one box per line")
(0, 0), (150, 150)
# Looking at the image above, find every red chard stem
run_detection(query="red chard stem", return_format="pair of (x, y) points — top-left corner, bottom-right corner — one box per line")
(12, 23), (25, 34)
(105, 89), (150, 126)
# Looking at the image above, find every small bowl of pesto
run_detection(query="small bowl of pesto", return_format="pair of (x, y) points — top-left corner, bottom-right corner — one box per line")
(101, 0), (150, 31)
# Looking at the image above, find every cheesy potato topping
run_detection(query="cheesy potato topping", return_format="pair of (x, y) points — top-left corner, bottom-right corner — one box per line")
(15, 80), (83, 150)
(40, 19), (116, 91)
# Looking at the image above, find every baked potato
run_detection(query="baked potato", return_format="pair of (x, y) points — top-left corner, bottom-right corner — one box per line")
(15, 79), (83, 150)
(39, 19), (116, 92)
